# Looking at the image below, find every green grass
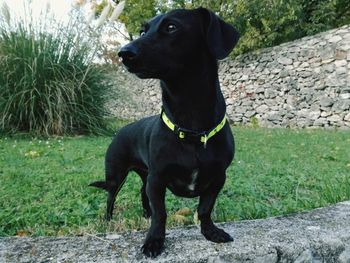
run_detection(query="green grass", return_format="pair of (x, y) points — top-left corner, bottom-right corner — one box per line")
(0, 125), (350, 237)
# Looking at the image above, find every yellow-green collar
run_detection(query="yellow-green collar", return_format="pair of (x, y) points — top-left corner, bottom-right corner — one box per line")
(161, 109), (227, 147)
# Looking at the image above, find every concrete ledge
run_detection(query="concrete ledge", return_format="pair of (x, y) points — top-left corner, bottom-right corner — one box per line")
(1, 201), (350, 262)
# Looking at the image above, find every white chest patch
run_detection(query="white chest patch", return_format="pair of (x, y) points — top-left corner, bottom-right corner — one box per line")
(188, 169), (199, 191)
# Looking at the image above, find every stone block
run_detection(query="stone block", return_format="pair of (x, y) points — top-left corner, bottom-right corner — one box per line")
(328, 35), (342, 43)
(319, 97), (334, 107)
(298, 71), (313, 78)
(235, 106), (247, 114)
(335, 49), (348, 59)
(322, 63), (335, 73)
(320, 47), (334, 60)
(314, 118), (328, 126)
(267, 111), (283, 122)
(332, 100), (350, 112)
(264, 89), (278, 99)
(336, 67), (347, 75)
(344, 112), (350, 122)
(334, 60), (347, 67)
(256, 104), (269, 113)
(340, 93), (350, 100)
(278, 57), (293, 65)
(321, 111), (332, 117)
(308, 110), (321, 120)
(326, 74), (346, 86)
(327, 114), (343, 123)
(280, 69), (290, 78)
(245, 111), (256, 118)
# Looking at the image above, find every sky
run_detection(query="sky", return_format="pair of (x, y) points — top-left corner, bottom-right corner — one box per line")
(1, 0), (72, 22)
(1, 0), (129, 47)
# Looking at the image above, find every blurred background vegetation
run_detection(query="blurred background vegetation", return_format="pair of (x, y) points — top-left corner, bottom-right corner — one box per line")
(118, 0), (350, 56)
(0, 1), (119, 136)
(0, 0), (349, 136)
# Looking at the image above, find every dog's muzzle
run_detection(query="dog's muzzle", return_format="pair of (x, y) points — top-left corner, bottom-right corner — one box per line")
(118, 44), (139, 66)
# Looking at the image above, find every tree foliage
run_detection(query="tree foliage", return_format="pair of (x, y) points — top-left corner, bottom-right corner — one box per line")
(119, 0), (350, 56)
(118, 0), (158, 39)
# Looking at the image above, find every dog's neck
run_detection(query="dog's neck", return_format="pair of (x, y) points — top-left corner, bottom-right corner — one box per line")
(160, 61), (226, 132)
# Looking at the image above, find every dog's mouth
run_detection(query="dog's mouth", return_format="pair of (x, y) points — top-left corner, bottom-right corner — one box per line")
(124, 65), (141, 73)
(132, 70), (151, 78)
(125, 65), (147, 75)
(122, 63), (158, 79)
(120, 58), (142, 73)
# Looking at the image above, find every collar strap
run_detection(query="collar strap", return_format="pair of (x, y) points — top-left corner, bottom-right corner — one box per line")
(161, 109), (227, 147)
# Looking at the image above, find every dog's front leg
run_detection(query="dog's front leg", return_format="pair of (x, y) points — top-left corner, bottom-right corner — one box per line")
(198, 173), (233, 243)
(141, 175), (167, 258)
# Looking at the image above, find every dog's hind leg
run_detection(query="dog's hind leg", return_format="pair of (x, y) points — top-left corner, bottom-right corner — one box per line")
(105, 159), (129, 221)
(133, 168), (152, 218)
(141, 181), (152, 218)
(89, 132), (133, 220)
(90, 157), (129, 221)
(140, 174), (152, 218)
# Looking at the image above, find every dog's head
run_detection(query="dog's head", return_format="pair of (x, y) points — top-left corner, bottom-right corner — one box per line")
(118, 8), (239, 79)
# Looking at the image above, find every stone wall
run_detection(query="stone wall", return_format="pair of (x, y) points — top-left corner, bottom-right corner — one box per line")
(110, 25), (350, 129)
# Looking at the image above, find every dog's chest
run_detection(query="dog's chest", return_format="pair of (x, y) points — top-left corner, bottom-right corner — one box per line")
(187, 169), (199, 191)
(167, 168), (209, 197)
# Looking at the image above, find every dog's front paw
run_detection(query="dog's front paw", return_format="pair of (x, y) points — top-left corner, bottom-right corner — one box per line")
(201, 224), (233, 243)
(141, 236), (164, 258)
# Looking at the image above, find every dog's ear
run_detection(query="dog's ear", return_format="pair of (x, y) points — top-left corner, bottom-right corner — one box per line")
(197, 8), (240, 60)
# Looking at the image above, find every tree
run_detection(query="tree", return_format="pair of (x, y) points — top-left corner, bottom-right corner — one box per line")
(299, 0), (350, 35)
(230, 0), (302, 56)
(76, 0), (350, 56)
(118, 0), (157, 38)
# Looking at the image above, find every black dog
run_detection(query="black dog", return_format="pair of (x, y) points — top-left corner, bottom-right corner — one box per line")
(90, 7), (239, 258)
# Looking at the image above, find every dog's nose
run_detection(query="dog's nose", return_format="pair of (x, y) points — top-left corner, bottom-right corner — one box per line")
(118, 44), (138, 63)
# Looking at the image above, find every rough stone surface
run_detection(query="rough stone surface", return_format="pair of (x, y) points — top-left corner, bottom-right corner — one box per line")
(110, 25), (350, 129)
(1, 201), (350, 263)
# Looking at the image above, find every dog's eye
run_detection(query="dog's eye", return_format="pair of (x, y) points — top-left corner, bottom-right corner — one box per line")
(166, 24), (177, 33)
(140, 31), (146, 37)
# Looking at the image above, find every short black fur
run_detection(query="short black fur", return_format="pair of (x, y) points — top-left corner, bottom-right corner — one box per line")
(90, 7), (239, 258)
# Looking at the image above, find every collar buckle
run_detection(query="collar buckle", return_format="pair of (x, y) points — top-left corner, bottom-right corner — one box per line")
(174, 126), (206, 143)
(174, 126), (186, 139)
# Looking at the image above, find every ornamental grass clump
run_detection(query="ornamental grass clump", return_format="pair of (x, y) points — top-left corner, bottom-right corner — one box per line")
(0, 4), (113, 135)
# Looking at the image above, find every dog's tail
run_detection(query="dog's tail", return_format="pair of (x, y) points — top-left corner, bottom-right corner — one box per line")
(89, 181), (108, 191)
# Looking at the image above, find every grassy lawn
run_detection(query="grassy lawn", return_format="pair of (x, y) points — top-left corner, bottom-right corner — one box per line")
(1, 124), (350, 237)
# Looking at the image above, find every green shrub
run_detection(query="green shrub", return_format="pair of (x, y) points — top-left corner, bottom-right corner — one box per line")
(0, 7), (113, 136)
